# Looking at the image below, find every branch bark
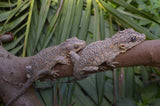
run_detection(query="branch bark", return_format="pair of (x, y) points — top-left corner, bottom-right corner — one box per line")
(0, 40), (160, 105)
(54, 40), (160, 76)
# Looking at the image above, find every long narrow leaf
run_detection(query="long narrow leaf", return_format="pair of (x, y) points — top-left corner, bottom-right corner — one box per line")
(10, 45), (23, 55)
(2, 13), (28, 33)
(110, 0), (160, 25)
(34, 0), (51, 52)
(60, 0), (75, 42)
(0, 11), (11, 22)
(98, 0), (157, 40)
(78, 77), (98, 103)
(13, 23), (27, 35)
(4, 34), (25, 50)
(27, 0), (38, 56)
(73, 85), (94, 105)
(108, 14), (114, 37)
(1, 1), (28, 33)
(93, 0), (100, 41)
(55, 0), (68, 44)
(0, 2), (16, 8)
(104, 78), (113, 103)
(42, 0), (64, 49)
(70, 0), (83, 37)
(66, 0), (76, 38)
(78, 0), (92, 40)
(124, 67), (134, 98)
(22, 0), (35, 57)
(99, 8), (105, 39)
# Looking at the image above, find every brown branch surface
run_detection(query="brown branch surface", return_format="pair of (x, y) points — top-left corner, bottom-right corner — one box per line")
(0, 47), (42, 106)
(0, 40), (160, 105)
(115, 40), (160, 67)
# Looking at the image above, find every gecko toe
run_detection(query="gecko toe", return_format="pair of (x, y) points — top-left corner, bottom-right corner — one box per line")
(51, 70), (59, 77)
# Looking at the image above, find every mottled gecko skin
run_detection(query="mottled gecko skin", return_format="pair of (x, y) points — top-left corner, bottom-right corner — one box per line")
(6, 37), (86, 106)
(70, 29), (146, 79)
(30, 37), (86, 76)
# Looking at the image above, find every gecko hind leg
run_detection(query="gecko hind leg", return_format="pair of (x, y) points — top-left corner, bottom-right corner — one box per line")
(55, 56), (70, 65)
(6, 69), (50, 106)
(33, 69), (59, 89)
(75, 66), (99, 80)
(69, 51), (80, 63)
(81, 66), (99, 72)
(33, 79), (57, 89)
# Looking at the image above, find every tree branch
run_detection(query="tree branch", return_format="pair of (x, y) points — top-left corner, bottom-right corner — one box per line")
(54, 40), (160, 76)
(0, 40), (160, 105)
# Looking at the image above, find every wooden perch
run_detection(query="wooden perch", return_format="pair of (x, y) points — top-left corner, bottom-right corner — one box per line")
(54, 40), (160, 76)
(0, 40), (160, 105)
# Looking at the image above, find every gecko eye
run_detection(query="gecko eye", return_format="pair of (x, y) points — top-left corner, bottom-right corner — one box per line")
(130, 36), (137, 42)
(74, 44), (79, 49)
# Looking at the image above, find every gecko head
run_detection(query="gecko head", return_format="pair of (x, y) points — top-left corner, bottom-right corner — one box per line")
(111, 28), (146, 53)
(63, 37), (86, 52)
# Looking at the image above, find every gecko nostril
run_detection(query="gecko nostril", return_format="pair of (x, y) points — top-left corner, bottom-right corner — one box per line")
(121, 44), (125, 47)
(119, 44), (126, 49)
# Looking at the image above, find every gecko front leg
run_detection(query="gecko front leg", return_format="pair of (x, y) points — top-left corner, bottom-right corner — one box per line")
(105, 55), (119, 68)
(69, 51), (80, 63)
(69, 51), (81, 78)
(51, 55), (72, 77)
(54, 56), (70, 65)
(69, 51), (95, 80)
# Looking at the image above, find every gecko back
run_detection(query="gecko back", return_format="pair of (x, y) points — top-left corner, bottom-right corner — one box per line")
(32, 37), (86, 73)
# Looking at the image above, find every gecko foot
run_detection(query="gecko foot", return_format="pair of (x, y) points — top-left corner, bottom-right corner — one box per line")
(55, 56), (70, 65)
(51, 70), (59, 77)
(73, 66), (98, 80)
(64, 74), (90, 83)
(33, 80), (57, 89)
(106, 62), (119, 68)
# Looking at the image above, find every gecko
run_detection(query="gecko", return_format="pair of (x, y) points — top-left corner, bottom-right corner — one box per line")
(69, 28), (146, 79)
(6, 37), (86, 106)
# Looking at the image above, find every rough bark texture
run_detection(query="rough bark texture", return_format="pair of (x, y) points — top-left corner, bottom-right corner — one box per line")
(0, 46), (42, 106)
(0, 40), (160, 105)
(115, 40), (160, 67)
